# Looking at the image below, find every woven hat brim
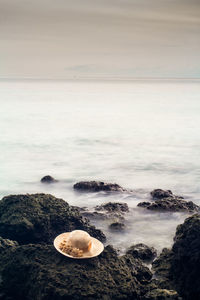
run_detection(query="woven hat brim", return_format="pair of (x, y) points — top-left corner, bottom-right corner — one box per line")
(54, 232), (104, 259)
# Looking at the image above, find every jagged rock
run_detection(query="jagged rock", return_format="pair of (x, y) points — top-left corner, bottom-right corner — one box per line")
(109, 222), (125, 231)
(0, 237), (18, 253)
(0, 244), (152, 300)
(138, 202), (151, 208)
(137, 198), (199, 213)
(143, 288), (181, 300)
(0, 194), (105, 244)
(152, 214), (200, 300)
(95, 202), (129, 213)
(81, 211), (109, 220)
(40, 175), (57, 183)
(151, 189), (174, 199)
(126, 243), (157, 262)
(152, 248), (173, 288)
(74, 181), (126, 192)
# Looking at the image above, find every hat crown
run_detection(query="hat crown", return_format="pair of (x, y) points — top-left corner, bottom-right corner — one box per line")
(68, 230), (92, 250)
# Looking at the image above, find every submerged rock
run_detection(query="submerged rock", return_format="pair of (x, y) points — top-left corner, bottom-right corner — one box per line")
(0, 193), (105, 244)
(74, 181), (126, 192)
(109, 222), (125, 231)
(95, 202), (129, 213)
(137, 198), (199, 213)
(0, 244), (153, 300)
(81, 211), (109, 220)
(126, 243), (157, 263)
(152, 214), (200, 300)
(40, 175), (57, 183)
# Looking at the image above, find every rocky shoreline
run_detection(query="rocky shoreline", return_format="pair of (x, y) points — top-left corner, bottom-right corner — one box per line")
(0, 180), (199, 299)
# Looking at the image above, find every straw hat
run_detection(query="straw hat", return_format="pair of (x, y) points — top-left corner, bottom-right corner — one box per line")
(54, 230), (104, 259)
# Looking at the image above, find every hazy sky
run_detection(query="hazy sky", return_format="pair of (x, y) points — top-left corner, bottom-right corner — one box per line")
(0, 0), (200, 79)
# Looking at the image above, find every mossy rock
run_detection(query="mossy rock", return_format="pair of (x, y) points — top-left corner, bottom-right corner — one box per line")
(0, 194), (105, 245)
(0, 244), (147, 300)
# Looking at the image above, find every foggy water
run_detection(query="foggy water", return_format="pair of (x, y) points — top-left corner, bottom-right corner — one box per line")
(0, 79), (200, 252)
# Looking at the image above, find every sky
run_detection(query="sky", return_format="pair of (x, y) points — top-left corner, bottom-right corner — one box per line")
(0, 0), (200, 79)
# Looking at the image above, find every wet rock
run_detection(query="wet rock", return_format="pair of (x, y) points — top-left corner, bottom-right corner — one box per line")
(138, 202), (151, 208)
(126, 243), (157, 262)
(152, 248), (173, 288)
(151, 189), (174, 200)
(0, 193), (105, 244)
(137, 198), (199, 213)
(143, 288), (181, 300)
(95, 202), (129, 213)
(0, 237), (18, 253)
(74, 181), (126, 192)
(40, 175), (57, 183)
(152, 214), (200, 300)
(109, 222), (125, 231)
(82, 211), (109, 220)
(0, 244), (151, 300)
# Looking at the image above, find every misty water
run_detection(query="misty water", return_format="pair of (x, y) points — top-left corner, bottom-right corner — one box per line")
(1, 79), (200, 253)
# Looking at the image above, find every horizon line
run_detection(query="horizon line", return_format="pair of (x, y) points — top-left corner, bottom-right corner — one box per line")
(0, 76), (200, 82)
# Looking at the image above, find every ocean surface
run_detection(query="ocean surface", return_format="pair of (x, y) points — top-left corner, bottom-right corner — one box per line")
(0, 79), (200, 252)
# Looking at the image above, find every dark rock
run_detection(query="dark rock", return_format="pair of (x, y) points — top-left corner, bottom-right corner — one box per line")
(138, 202), (151, 208)
(152, 248), (173, 288)
(126, 243), (157, 262)
(0, 237), (18, 254)
(152, 214), (200, 300)
(151, 189), (174, 199)
(74, 181), (126, 192)
(109, 222), (125, 231)
(95, 202), (129, 213)
(40, 175), (57, 183)
(0, 244), (152, 300)
(81, 211), (109, 220)
(171, 214), (200, 299)
(137, 198), (199, 213)
(143, 288), (181, 300)
(0, 193), (105, 244)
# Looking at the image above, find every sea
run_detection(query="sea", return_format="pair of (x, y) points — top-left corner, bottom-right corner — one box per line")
(0, 79), (200, 253)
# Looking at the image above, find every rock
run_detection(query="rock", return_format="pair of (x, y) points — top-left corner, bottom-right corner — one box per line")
(171, 214), (200, 299)
(0, 244), (152, 300)
(152, 214), (200, 300)
(0, 194), (105, 244)
(151, 189), (174, 199)
(74, 181), (125, 192)
(94, 202), (129, 222)
(143, 288), (181, 300)
(109, 222), (125, 231)
(40, 175), (57, 183)
(126, 243), (157, 262)
(137, 198), (199, 213)
(81, 211), (109, 220)
(138, 202), (151, 208)
(152, 248), (173, 288)
(95, 202), (129, 213)
(0, 237), (18, 254)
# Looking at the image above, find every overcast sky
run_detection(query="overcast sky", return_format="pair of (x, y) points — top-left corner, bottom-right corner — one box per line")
(0, 0), (200, 79)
